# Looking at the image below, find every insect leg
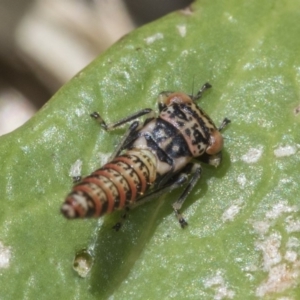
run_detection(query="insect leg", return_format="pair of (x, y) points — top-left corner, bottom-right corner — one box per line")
(91, 109), (155, 161)
(192, 82), (212, 101)
(90, 108), (154, 131)
(130, 163), (201, 228)
(218, 118), (231, 131)
(172, 163), (202, 228)
(72, 176), (82, 183)
(108, 121), (140, 161)
(109, 170), (190, 231)
(112, 207), (130, 231)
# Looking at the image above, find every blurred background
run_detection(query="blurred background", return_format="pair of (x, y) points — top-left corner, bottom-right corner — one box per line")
(0, 0), (193, 136)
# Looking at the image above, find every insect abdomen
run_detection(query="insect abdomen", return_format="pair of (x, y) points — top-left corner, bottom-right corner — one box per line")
(61, 149), (157, 218)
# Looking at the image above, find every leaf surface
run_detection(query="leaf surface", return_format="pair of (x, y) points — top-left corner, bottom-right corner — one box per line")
(1, 1), (300, 299)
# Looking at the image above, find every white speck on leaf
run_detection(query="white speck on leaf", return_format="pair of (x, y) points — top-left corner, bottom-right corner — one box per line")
(0, 242), (11, 269)
(222, 202), (242, 222)
(176, 25), (186, 37)
(96, 152), (111, 166)
(274, 145), (297, 157)
(75, 107), (85, 117)
(265, 201), (298, 220)
(285, 216), (300, 233)
(204, 270), (235, 300)
(236, 173), (247, 188)
(255, 232), (282, 271)
(286, 237), (300, 249)
(69, 159), (82, 178)
(252, 221), (271, 235)
(256, 263), (300, 297)
(284, 250), (297, 262)
(144, 33), (163, 44)
(251, 200), (300, 297)
(181, 50), (189, 56)
(241, 147), (263, 163)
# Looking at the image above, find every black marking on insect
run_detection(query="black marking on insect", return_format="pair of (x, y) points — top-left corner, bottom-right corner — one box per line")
(61, 83), (230, 228)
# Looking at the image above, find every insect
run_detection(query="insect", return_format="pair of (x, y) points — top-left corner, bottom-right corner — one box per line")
(61, 83), (230, 228)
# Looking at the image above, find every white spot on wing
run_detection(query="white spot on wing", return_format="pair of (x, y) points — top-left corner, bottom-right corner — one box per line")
(241, 147), (263, 163)
(144, 33), (163, 44)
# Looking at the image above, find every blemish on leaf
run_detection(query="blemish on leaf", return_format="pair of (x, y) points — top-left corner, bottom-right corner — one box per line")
(236, 173), (247, 188)
(203, 270), (235, 300)
(144, 33), (163, 44)
(180, 5), (193, 16)
(222, 202), (243, 222)
(251, 200), (300, 297)
(286, 237), (300, 249)
(255, 232), (282, 271)
(69, 159), (82, 178)
(293, 104), (300, 116)
(241, 147), (263, 163)
(73, 249), (93, 278)
(0, 242), (11, 269)
(256, 263), (300, 297)
(284, 250), (297, 262)
(285, 216), (300, 233)
(176, 25), (186, 37)
(274, 145), (297, 157)
(265, 201), (298, 220)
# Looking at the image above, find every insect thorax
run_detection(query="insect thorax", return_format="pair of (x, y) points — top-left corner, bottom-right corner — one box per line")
(130, 101), (218, 176)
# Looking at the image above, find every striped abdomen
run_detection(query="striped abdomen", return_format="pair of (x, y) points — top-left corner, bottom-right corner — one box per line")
(61, 149), (157, 218)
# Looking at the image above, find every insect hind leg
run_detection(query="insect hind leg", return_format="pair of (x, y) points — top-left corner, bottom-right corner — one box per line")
(131, 163), (202, 228)
(171, 163), (202, 228)
(112, 207), (130, 231)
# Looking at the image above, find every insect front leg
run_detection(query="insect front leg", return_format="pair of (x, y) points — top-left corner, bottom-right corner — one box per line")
(172, 163), (202, 228)
(90, 108), (154, 131)
(91, 108), (155, 161)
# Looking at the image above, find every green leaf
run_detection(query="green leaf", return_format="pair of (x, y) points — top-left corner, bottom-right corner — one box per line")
(1, 0), (300, 299)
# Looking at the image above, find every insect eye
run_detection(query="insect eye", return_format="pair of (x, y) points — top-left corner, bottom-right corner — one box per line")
(206, 130), (224, 155)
